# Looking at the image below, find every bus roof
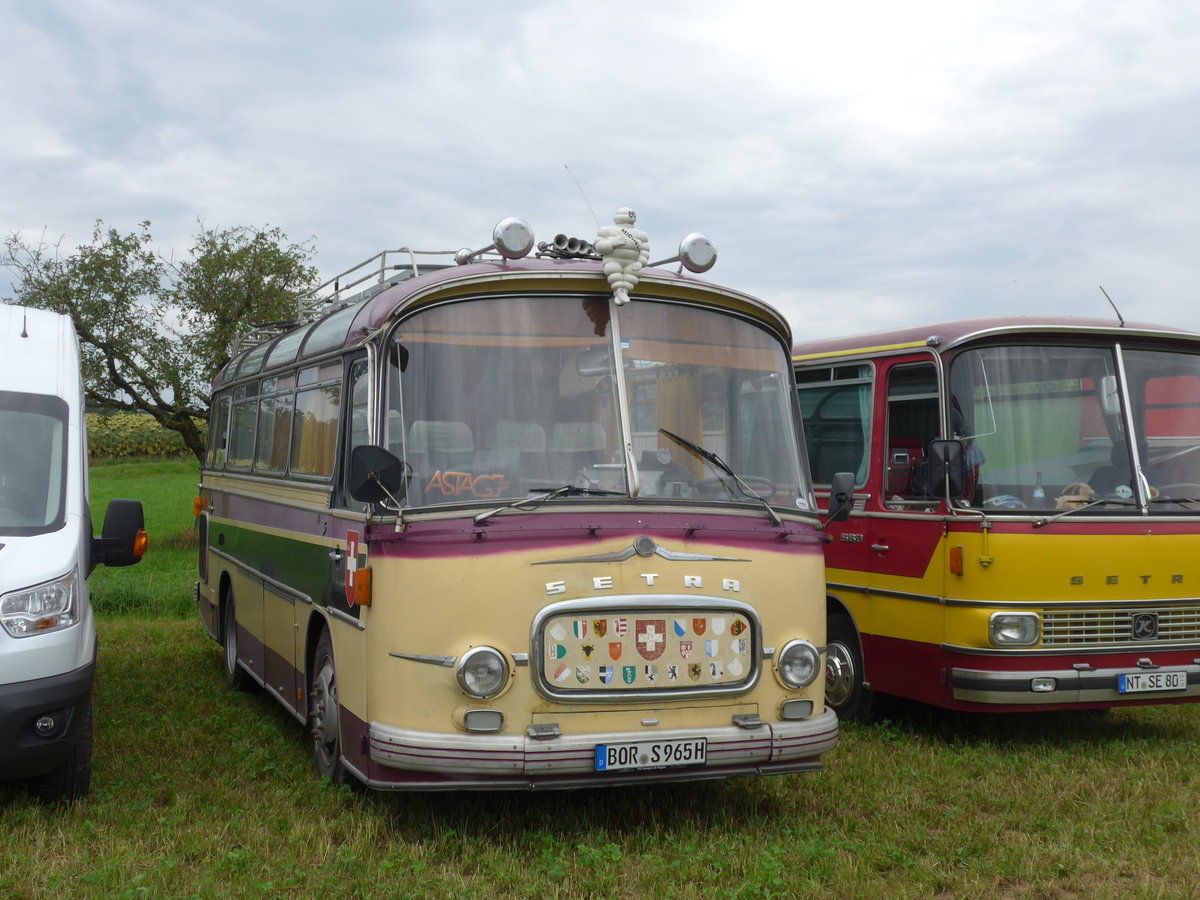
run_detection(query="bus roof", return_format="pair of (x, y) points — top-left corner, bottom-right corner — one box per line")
(792, 315), (1200, 363)
(217, 247), (791, 389)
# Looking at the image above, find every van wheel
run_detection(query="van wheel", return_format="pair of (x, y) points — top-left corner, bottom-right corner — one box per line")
(826, 613), (874, 722)
(222, 592), (249, 692)
(309, 629), (345, 784)
(34, 696), (92, 803)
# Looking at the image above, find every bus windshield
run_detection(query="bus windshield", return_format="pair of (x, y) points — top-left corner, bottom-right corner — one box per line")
(386, 294), (807, 510)
(949, 343), (1200, 510)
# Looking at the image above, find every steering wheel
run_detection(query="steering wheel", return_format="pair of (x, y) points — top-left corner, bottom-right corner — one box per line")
(1157, 483), (1200, 497)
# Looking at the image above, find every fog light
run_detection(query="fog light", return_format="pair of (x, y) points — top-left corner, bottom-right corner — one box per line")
(463, 709), (504, 732)
(780, 698), (814, 720)
(34, 714), (57, 736)
(1031, 677), (1057, 693)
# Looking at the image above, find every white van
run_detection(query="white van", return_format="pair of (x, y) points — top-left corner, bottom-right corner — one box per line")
(0, 305), (146, 802)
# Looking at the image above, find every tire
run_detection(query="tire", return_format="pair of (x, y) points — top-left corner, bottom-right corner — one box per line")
(309, 628), (346, 784)
(825, 612), (874, 723)
(34, 695), (92, 803)
(222, 590), (250, 692)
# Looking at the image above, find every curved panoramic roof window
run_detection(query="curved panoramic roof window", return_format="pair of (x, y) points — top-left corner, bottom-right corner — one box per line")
(264, 325), (311, 371)
(300, 301), (366, 361)
(235, 338), (275, 378)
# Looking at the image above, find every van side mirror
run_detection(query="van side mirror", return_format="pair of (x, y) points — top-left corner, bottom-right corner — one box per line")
(91, 498), (147, 570)
(350, 445), (409, 505)
(927, 439), (966, 500)
(827, 471), (855, 522)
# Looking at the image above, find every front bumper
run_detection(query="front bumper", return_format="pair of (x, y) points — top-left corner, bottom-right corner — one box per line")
(364, 709), (838, 790)
(0, 660), (95, 780)
(952, 660), (1200, 706)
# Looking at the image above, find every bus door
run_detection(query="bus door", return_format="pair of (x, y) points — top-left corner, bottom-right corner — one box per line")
(859, 359), (948, 664)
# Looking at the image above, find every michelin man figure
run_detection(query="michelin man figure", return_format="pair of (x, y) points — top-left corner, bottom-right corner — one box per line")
(595, 207), (649, 306)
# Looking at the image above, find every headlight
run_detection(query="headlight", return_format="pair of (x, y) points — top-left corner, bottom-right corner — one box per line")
(990, 612), (1040, 647)
(0, 570), (79, 638)
(775, 639), (820, 689)
(456, 646), (510, 699)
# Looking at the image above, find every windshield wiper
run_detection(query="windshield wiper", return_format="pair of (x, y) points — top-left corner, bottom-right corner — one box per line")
(658, 428), (783, 526)
(473, 484), (623, 525)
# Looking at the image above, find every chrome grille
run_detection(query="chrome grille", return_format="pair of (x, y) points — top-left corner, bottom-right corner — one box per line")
(1041, 605), (1200, 648)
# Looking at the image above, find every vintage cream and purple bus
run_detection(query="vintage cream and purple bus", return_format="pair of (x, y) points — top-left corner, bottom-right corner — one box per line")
(195, 216), (836, 789)
(794, 316), (1200, 718)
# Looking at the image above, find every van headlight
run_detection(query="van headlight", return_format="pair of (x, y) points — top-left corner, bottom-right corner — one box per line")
(456, 646), (510, 699)
(990, 612), (1040, 647)
(0, 569), (79, 637)
(775, 639), (820, 689)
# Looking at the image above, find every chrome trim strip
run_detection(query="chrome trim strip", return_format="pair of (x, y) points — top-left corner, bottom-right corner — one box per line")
(944, 641), (1200, 657)
(533, 541), (749, 565)
(951, 663), (1200, 704)
(211, 548), (313, 607)
(369, 710), (838, 777)
(389, 653), (457, 667)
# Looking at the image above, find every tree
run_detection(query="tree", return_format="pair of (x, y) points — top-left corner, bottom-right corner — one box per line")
(2, 220), (318, 462)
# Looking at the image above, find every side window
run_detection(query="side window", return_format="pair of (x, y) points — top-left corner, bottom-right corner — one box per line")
(228, 383), (259, 470)
(253, 374), (296, 474)
(884, 362), (939, 505)
(208, 395), (231, 468)
(290, 364), (342, 478)
(337, 355), (371, 509)
(795, 363), (873, 485)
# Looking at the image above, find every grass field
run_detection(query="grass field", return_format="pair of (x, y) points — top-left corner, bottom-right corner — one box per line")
(3, 460), (1200, 897)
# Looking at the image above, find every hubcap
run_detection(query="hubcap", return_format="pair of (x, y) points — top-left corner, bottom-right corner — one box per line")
(312, 658), (338, 746)
(825, 641), (857, 708)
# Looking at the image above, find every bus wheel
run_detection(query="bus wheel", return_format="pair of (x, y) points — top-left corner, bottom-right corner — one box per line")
(826, 613), (873, 722)
(309, 629), (345, 784)
(34, 696), (92, 803)
(222, 591), (249, 692)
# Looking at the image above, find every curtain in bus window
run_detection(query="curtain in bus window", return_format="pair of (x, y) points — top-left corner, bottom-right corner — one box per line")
(255, 393), (295, 473)
(291, 384), (340, 477)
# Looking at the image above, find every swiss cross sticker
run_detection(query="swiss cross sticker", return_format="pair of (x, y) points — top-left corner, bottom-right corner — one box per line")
(344, 531), (360, 607)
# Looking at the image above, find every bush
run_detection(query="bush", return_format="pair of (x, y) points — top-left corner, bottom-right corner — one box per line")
(87, 412), (206, 459)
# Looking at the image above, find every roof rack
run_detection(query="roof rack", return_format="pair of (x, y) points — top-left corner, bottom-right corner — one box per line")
(296, 247), (459, 320)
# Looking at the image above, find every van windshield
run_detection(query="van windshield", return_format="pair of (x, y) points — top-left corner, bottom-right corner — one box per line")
(0, 391), (68, 535)
(384, 294), (807, 510)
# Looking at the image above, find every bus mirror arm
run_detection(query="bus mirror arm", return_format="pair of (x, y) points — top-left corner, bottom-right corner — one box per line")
(819, 472), (856, 528)
(350, 445), (410, 507)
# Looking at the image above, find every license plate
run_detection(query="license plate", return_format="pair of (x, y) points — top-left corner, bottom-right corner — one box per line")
(1118, 670), (1188, 693)
(594, 738), (707, 772)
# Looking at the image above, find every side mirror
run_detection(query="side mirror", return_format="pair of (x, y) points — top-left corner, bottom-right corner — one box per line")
(91, 498), (147, 570)
(575, 347), (611, 378)
(350, 445), (409, 505)
(827, 471), (856, 523)
(927, 439), (966, 500)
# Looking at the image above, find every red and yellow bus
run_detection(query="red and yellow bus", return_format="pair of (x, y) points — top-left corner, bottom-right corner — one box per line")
(194, 215), (836, 789)
(794, 316), (1200, 717)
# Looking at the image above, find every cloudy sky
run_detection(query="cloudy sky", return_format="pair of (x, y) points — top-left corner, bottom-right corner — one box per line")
(3, 0), (1199, 341)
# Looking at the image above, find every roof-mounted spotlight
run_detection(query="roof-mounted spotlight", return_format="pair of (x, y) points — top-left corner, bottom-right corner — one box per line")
(648, 232), (717, 274)
(455, 217), (536, 265)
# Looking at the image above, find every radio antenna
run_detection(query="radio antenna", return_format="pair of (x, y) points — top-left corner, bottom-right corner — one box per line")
(1099, 285), (1125, 327)
(564, 164), (600, 229)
